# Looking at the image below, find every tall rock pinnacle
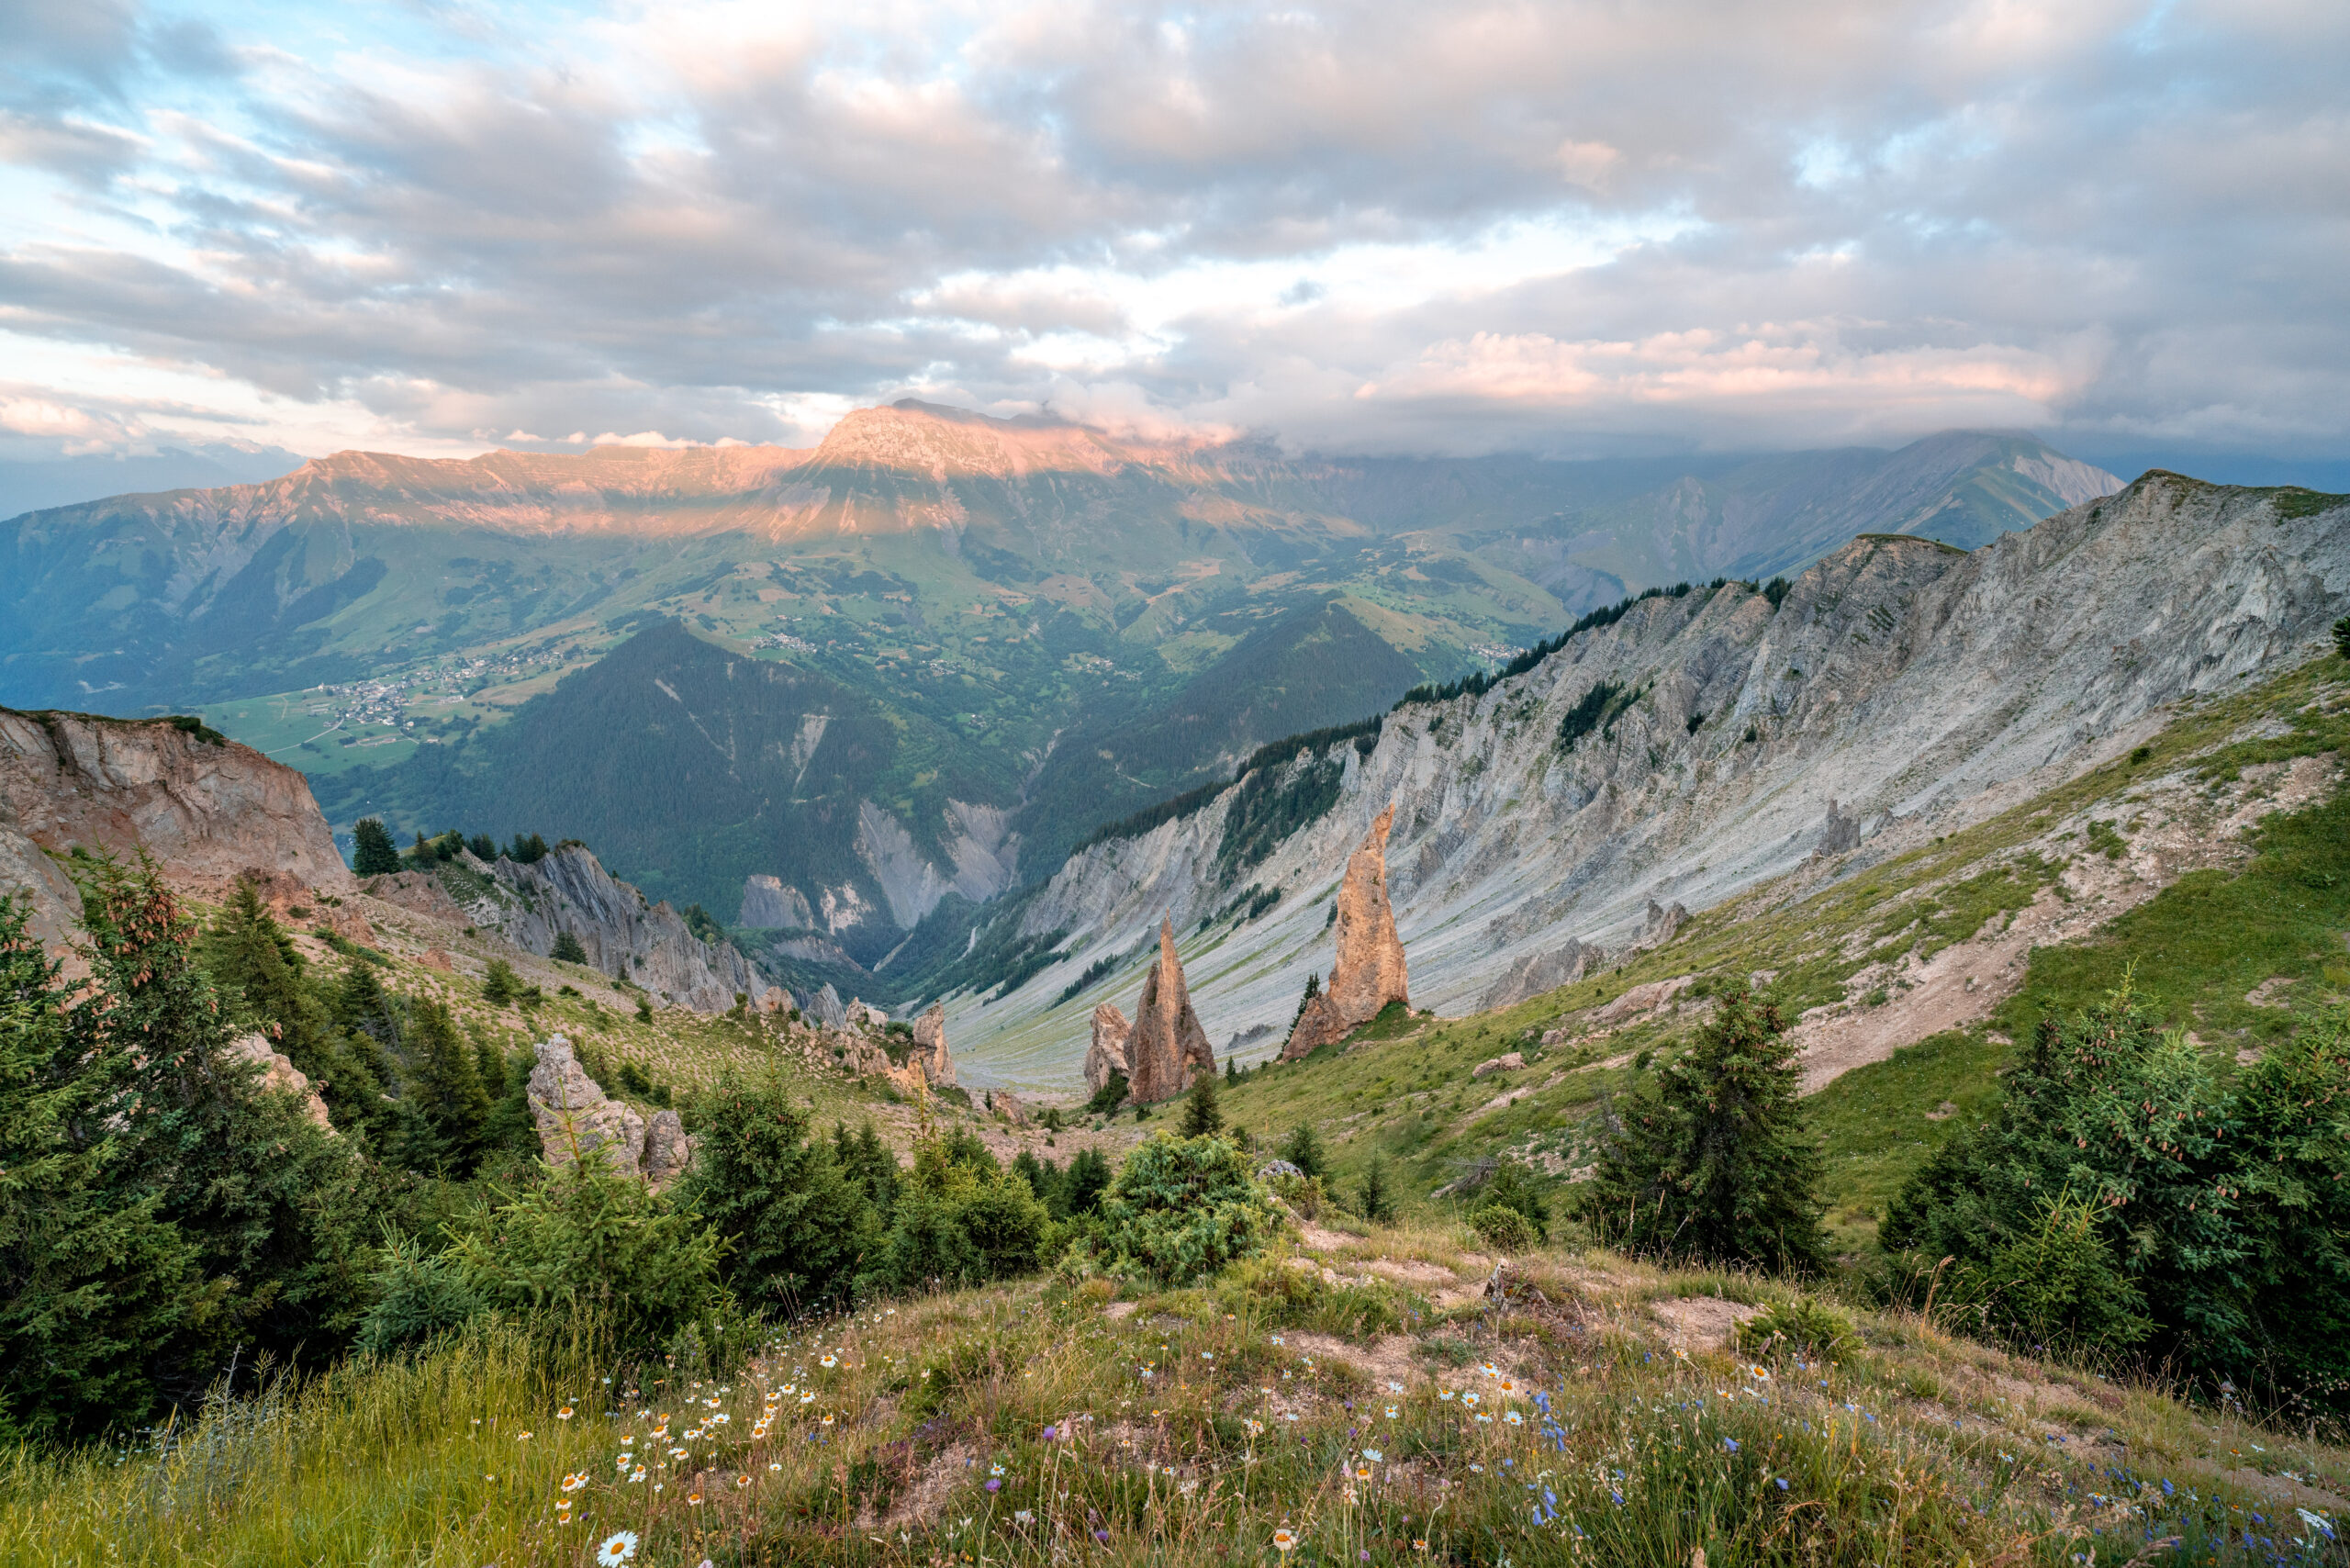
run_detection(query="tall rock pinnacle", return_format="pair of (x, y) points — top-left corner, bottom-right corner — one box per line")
(1124, 917), (1216, 1103)
(1283, 803), (1409, 1058)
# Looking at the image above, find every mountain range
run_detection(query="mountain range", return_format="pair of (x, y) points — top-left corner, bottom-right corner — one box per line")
(0, 402), (2118, 970)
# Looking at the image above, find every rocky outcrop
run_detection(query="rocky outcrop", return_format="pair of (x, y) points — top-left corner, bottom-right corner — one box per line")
(811, 983), (848, 1029)
(524, 1034), (691, 1186)
(739, 874), (814, 929)
(1085, 1002), (1132, 1098)
(0, 708), (356, 953)
(1471, 1051), (1525, 1080)
(987, 1089), (1029, 1126)
(1125, 919), (1215, 1103)
(1637, 899), (1687, 950)
(643, 1109), (694, 1191)
(1477, 937), (1601, 1012)
(472, 845), (765, 1013)
(1592, 975), (1696, 1027)
(223, 1032), (334, 1131)
(1283, 804), (1410, 1058)
(911, 1002), (956, 1087)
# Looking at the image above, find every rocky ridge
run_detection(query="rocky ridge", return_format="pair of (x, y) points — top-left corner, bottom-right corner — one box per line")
(367, 843), (772, 1014)
(944, 475), (2350, 1084)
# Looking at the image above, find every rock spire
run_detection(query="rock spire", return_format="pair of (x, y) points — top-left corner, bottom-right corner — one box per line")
(1084, 1002), (1133, 1099)
(1124, 918), (1215, 1103)
(1283, 803), (1409, 1058)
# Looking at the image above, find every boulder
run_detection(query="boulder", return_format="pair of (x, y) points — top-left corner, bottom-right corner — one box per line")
(1476, 937), (1598, 1011)
(222, 1031), (334, 1132)
(1124, 918), (1215, 1103)
(527, 1034), (647, 1176)
(642, 1108), (694, 1191)
(419, 946), (454, 972)
(988, 1089), (1029, 1126)
(1283, 803), (1409, 1058)
(1471, 1051), (1525, 1080)
(847, 998), (891, 1029)
(1592, 975), (1696, 1026)
(1085, 1002), (1132, 1098)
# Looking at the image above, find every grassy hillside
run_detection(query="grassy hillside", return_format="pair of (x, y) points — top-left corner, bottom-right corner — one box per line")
(1196, 652), (2350, 1260)
(8, 1218), (2342, 1567)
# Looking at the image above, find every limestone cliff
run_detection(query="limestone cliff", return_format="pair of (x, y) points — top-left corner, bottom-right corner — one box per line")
(1283, 804), (1409, 1057)
(947, 474), (2350, 1080)
(0, 707), (355, 953)
(1125, 919), (1215, 1103)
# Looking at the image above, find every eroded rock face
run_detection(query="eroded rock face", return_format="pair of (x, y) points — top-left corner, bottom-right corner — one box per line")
(1125, 918), (1215, 1103)
(1638, 900), (1687, 950)
(811, 984), (848, 1030)
(1283, 804), (1409, 1058)
(527, 1034), (647, 1177)
(0, 707), (355, 955)
(486, 846), (765, 1013)
(222, 1032), (334, 1132)
(1085, 1002), (1132, 1098)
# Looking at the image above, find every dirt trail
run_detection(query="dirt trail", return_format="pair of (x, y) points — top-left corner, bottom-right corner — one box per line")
(1789, 754), (2336, 1095)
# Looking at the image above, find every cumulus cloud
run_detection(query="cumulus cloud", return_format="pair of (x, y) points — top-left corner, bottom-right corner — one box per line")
(0, 0), (2339, 463)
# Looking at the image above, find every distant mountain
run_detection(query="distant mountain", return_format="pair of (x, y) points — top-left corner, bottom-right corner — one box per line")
(0, 442), (308, 523)
(0, 402), (2120, 969)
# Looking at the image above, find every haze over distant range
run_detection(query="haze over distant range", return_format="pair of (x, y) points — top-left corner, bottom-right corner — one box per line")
(0, 1), (2344, 487)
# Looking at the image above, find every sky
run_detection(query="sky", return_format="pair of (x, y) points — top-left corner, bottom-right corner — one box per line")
(1, 0), (2344, 476)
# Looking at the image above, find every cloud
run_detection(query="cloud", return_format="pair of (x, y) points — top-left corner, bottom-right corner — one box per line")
(0, 0), (2338, 463)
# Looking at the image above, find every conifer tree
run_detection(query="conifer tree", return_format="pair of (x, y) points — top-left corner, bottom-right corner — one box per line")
(482, 958), (520, 1006)
(1180, 1068), (1225, 1137)
(1061, 1145), (1113, 1215)
(352, 817), (402, 876)
(0, 894), (193, 1442)
(1359, 1156), (1397, 1223)
(1280, 1122), (1328, 1179)
(685, 1071), (874, 1311)
(551, 931), (588, 964)
(403, 997), (490, 1172)
(1583, 983), (1826, 1272)
(70, 855), (370, 1394)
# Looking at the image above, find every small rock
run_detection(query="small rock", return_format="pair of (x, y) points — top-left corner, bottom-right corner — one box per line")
(419, 946), (454, 972)
(222, 1032), (334, 1132)
(1471, 1051), (1526, 1079)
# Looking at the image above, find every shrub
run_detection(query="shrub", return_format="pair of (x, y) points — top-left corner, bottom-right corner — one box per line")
(1085, 1070), (1128, 1114)
(356, 1232), (484, 1356)
(1947, 1193), (2151, 1357)
(1266, 1170), (1326, 1221)
(1471, 1204), (1539, 1252)
(1098, 1134), (1278, 1285)
(1737, 1297), (1858, 1364)
(860, 1133), (1049, 1294)
(1214, 1253), (1411, 1337)
(1471, 1159), (1550, 1242)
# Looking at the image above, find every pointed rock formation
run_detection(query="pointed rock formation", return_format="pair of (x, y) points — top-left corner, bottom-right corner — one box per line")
(528, 1035), (647, 1176)
(1085, 1002), (1132, 1099)
(910, 1002), (956, 1087)
(1124, 919), (1214, 1103)
(1283, 804), (1410, 1058)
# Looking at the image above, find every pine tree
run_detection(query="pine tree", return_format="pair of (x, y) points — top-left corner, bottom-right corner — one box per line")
(1180, 1068), (1224, 1137)
(482, 958), (520, 1006)
(69, 855), (370, 1396)
(403, 997), (490, 1172)
(352, 817), (402, 876)
(199, 879), (379, 1120)
(0, 893), (193, 1442)
(684, 1072), (875, 1311)
(1583, 983), (1826, 1272)
(467, 833), (497, 861)
(1062, 1146), (1113, 1215)
(2335, 615), (2350, 662)
(551, 931), (588, 965)
(1280, 1122), (1327, 1180)
(1359, 1156), (1396, 1223)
